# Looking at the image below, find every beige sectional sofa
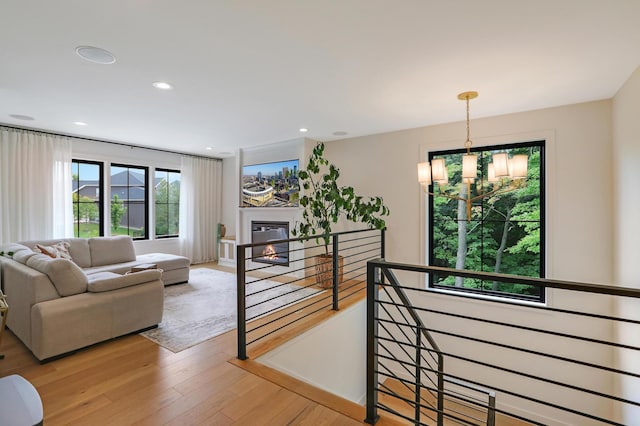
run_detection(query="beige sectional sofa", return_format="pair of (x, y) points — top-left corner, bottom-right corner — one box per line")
(0, 236), (190, 361)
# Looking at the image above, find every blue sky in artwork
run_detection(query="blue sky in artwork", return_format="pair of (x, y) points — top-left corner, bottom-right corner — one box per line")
(243, 159), (299, 176)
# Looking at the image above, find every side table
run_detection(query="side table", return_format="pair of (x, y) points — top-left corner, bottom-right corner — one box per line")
(218, 236), (236, 268)
(0, 290), (8, 360)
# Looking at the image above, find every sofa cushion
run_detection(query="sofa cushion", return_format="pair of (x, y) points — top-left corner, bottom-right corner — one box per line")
(87, 270), (162, 293)
(68, 239), (91, 268)
(12, 248), (38, 264)
(0, 243), (30, 258)
(136, 253), (190, 271)
(88, 236), (136, 267)
(26, 254), (88, 296)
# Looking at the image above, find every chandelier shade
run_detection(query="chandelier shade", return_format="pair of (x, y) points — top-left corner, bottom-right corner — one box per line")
(492, 152), (510, 178)
(462, 154), (478, 180)
(431, 158), (448, 184)
(510, 154), (528, 179)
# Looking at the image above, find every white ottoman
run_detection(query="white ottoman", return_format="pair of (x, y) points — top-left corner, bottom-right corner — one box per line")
(0, 374), (43, 426)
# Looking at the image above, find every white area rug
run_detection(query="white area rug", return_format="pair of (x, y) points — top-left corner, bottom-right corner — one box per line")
(140, 268), (318, 352)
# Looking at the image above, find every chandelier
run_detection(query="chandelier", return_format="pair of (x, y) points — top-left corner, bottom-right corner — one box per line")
(417, 91), (528, 221)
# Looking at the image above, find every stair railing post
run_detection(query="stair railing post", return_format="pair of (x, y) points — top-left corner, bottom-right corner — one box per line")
(332, 234), (339, 311)
(237, 244), (247, 360)
(415, 326), (422, 424)
(437, 352), (444, 425)
(365, 261), (380, 424)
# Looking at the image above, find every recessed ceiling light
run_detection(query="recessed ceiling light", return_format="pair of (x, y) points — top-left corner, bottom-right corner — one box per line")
(205, 147), (213, 150)
(333, 131), (348, 136)
(299, 128), (308, 133)
(74, 121), (88, 126)
(153, 81), (173, 90)
(75, 46), (116, 65)
(9, 114), (35, 121)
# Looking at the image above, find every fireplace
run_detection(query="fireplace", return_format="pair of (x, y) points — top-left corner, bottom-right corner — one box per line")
(251, 221), (290, 266)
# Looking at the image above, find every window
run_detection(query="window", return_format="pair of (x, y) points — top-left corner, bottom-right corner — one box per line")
(428, 140), (545, 301)
(72, 160), (104, 237)
(154, 169), (180, 238)
(110, 164), (148, 239)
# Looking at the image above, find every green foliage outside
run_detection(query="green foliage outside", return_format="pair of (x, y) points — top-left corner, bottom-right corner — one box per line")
(155, 177), (180, 237)
(430, 144), (543, 299)
(111, 194), (126, 232)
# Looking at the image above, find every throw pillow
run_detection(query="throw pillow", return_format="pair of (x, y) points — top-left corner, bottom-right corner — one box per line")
(34, 242), (73, 260)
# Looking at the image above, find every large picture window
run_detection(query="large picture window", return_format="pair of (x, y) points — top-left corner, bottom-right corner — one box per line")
(154, 169), (180, 238)
(110, 164), (148, 239)
(428, 140), (545, 301)
(72, 160), (104, 237)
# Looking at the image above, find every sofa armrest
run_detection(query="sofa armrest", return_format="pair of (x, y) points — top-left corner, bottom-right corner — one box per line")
(1, 259), (60, 349)
(87, 270), (162, 293)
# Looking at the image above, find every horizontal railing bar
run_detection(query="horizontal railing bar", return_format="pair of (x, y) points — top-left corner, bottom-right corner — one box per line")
(337, 240), (380, 252)
(246, 282), (321, 309)
(239, 228), (380, 250)
(376, 298), (640, 351)
(377, 300), (439, 368)
(245, 256), (328, 282)
(246, 300), (335, 345)
(375, 402), (433, 426)
(377, 363), (437, 409)
(338, 233), (380, 243)
(377, 371), (544, 426)
(379, 285), (441, 365)
(246, 291), (335, 334)
(379, 279), (640, 325)
(371, 259), (640, 299)
(426, 326), (640, 379)
(376, 341), (439, 392)
(376, 370), (492, 418)
(246, 276), (316, 297)
(340, 247), (381, 261)
(375, 387), (480, 426)
(426, 367), (625, 426)
(375, 322), (640, 383)
(245, 289), (326, 322)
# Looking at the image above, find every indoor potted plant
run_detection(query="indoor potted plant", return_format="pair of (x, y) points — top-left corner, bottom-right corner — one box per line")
(292, 143), (389, 288)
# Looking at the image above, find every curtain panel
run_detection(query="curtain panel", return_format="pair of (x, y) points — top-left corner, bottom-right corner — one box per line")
(0, 127), (73, 244)
(179, 155), (222, 264)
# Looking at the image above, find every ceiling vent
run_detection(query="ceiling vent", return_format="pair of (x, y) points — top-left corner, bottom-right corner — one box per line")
(75, 46), (116, 64)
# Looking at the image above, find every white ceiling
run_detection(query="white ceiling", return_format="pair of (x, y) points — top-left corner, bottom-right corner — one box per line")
(1, 1), (639, 157)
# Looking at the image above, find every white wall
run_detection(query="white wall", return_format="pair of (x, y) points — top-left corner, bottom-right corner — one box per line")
(318, 100), (616, 423)
(612, 66), (640, 423)
(221, 156), (237, 237)
(258, 300), (367, 404)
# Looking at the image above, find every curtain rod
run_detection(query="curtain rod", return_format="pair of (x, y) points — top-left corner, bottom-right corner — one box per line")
(0, 123), (224, 162)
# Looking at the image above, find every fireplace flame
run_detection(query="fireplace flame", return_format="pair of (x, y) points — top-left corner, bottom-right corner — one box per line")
(262, 245), (279, 260)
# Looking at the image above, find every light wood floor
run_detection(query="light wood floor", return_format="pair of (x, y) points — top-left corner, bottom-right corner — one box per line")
(0, 263), (398, 426)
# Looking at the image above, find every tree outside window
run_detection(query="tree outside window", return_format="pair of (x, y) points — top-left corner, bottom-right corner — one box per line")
(428, 141), (545, 301)
(154, 169), (180, 238)
(110, 164), (148, 239)
(72, 160), (103, 237)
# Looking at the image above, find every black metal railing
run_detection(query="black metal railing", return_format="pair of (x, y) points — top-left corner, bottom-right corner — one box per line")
(366, 259), (640, 426)
(237, 228), (384, 360)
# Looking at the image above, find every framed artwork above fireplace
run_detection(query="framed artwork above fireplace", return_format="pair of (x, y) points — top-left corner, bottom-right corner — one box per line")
(241, 159), (299, 207)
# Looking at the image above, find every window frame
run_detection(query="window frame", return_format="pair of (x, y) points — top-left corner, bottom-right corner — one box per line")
(110, 163), (149, 240)
(154, 168), (180, 239)
(72, 159), (104, 238)
(427, 140), (546, 302)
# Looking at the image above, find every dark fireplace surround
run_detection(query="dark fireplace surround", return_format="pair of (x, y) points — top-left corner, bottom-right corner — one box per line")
(251, 221), (290, 266)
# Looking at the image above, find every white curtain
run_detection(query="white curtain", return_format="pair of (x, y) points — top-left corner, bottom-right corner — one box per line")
(179, 155), (222, 263)
(0, 126), (73, 244)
